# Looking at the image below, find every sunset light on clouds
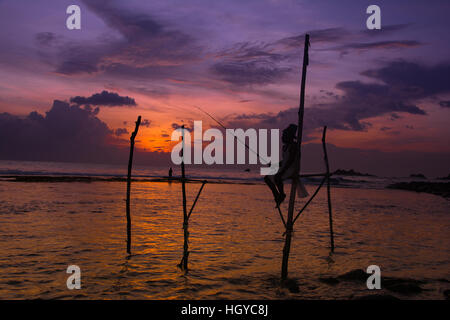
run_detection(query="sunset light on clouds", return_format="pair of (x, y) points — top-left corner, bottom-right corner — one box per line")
(1, 1), (450, 304)
(0, 0), (449, 176)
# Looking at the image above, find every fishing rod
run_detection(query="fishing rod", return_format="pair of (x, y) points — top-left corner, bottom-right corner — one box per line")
(193, 105), (270, 165)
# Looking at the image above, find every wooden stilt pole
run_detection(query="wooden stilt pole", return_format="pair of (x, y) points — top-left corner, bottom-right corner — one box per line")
(179, 125), (189, 271)
(322, 126), (335, 252)
(188, 180), (207, 220)
(126, 115), (141, 255)
(176, 127), (207, 271)
(281, 34), (310, 280)
(276, 206), (287, 229)
(292, 175), (326, 225)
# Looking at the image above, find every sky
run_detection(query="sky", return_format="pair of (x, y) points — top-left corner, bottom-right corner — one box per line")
(0, 0), (449, 177)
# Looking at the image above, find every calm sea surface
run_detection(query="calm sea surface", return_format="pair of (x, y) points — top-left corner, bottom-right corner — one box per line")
(0, 161), (449, 299)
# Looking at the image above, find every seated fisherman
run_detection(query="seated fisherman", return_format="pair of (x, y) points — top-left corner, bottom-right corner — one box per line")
(264, 124), (308, 206)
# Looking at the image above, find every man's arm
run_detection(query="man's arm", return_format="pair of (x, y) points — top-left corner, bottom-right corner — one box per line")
(277, 143), (297, 176)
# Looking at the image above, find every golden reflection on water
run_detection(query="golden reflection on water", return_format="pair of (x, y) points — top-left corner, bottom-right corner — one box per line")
(0, 181), (449, 299)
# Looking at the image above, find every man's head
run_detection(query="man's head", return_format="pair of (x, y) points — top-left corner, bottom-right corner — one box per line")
(282, 124), (297, 143)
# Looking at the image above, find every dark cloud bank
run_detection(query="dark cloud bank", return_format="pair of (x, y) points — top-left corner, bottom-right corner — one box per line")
(210, 25), (422, 87)
(226, 60), (450, 132)
(0, 97), (448, 176)
(36, 0), (200, 78)
(0, 100), (168, 166)
(7, 8), (450, 176)
(219, 60), (450, 176)
(70, 90), (136, 107)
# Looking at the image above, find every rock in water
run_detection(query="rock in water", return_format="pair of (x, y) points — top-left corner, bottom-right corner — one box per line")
(383, 277), (424, 295)
(318, 277), (340, 285)
(386, 181), (450, 198)
(282, 278), (300, 293)
(355, 294), (400, 300)
(337, 269), (367, 281)
(443, 289), (450, 300)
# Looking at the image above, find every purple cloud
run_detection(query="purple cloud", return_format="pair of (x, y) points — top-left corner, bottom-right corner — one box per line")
(70, 91), (136, 107)
(171, 122), (192, 131)
(141, 119), (151, 127)
(278, 28), (351, 48)
(0, 100), (169, 165)
(362, 61), (450, 97)
(224, 60), (450, 133)
(0, 100), (112, 162)
(114, 128), (129, 136)
(439, 101), (450, 108)
(212, 60), (291, 86)
(330, 40), (422, 55)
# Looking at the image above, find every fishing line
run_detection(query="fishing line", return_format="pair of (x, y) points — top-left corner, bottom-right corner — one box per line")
(193, 105), (270, 165)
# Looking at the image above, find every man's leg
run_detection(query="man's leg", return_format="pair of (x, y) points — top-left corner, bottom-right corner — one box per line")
(264, 175), (280, 202)
(274, 173), (286, 204)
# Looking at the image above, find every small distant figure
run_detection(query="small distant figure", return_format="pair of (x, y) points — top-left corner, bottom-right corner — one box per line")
(264, 124), (308, 206)
(168, 167), (173, 178)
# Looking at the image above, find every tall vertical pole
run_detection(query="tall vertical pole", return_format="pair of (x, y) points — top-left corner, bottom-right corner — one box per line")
(281, 34), (309, 280)
(180, 125), (189, 271)
(322, 126), (335, 252)
(126, 115), (141, 254)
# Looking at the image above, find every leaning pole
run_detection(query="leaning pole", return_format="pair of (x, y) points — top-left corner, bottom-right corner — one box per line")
(281, 34), (310, 280)
(126, 115), (141, 254)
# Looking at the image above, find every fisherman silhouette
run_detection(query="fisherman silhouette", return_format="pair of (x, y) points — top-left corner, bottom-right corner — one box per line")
(168, 167), (173, 178)
(264, 124), (308, 206)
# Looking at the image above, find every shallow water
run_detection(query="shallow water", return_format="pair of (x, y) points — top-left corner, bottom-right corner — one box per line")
(0, 181), (449, 299)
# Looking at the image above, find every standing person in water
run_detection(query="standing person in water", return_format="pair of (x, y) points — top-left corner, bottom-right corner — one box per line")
(264, 124), (308, 206)
(168, 167), (173, 178)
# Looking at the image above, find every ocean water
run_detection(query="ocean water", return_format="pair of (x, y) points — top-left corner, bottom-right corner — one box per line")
(0, 160), (449, 299)
(0, 160), (435, 188)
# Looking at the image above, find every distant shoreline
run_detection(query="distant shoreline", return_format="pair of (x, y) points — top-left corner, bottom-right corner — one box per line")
(0, 175), (259, 185)
(0, 174), (362, 188)
(387, 181), (450, 198)
(3, 175), (450, 198)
